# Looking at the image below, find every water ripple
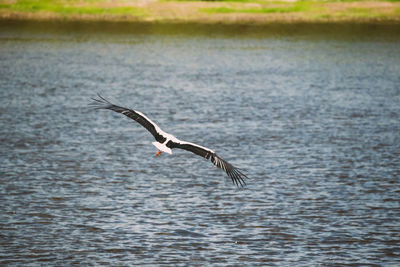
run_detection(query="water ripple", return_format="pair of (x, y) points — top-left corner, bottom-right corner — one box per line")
(1, 23), (399, 266)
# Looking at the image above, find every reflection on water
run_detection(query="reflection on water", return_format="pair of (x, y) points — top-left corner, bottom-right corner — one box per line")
(0, 21), (399, 266)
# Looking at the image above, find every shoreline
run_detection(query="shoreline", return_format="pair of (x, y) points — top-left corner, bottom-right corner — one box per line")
(1, 1), (400, 26)
(1, 14), (400, 26)
(2, 18), (400, 40)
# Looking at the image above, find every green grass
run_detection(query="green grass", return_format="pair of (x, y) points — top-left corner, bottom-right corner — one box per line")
(330, 0), (400, 2)
(0, 0), (147, 17)
(168, 0), (254, 2)
(347, 7), (373, 15)
(202, 2), (311, 14)
(0, 0), (399, 23)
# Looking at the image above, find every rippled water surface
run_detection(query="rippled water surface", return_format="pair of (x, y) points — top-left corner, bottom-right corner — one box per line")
(1, 22), (399, 266)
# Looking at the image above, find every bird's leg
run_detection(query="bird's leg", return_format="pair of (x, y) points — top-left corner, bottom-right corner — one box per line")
(155, 150), (162, 157)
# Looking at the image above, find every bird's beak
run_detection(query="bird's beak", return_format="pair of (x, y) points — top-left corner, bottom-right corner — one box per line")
(155, 150), (162, 157)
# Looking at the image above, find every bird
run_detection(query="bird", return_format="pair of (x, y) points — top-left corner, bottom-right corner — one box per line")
(90, 94), (248, 187)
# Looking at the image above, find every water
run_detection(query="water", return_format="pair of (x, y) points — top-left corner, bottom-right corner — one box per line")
(1, 21), (399, 266)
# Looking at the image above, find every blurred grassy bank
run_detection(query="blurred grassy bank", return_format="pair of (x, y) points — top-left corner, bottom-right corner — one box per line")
(0, 0), (399, 24)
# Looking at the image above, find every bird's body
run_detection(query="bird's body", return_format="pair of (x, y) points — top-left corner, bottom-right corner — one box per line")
(152, 141), (172, 155)
(90, 95), (248, 187)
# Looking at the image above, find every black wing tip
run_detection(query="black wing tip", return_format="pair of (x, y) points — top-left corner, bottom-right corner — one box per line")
(212, 154), (248, 188)
(88, 93), (113, 110)
(229, 169), (248, 188)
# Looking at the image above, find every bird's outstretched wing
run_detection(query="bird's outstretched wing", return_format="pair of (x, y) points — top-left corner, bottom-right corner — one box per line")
(90, 94), (166, 143)
(91, 94), (248, 187)
(168, 141), (248, 187)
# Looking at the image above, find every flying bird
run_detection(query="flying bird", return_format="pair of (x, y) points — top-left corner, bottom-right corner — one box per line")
(90, 95), (248, 187)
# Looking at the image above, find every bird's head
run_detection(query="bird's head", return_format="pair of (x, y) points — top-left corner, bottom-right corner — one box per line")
(155, 150), (162, 157)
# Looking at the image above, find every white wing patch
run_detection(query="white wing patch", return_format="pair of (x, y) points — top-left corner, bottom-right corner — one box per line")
(176, 140), (215, 154)
(135, 110), (185, 145)
(133, 110), (174, 139)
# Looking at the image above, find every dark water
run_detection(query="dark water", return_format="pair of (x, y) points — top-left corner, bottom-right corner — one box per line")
(1, 21), (400, 266)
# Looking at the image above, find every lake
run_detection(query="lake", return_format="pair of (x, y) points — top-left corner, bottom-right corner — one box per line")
(0, 21), (399, 266)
